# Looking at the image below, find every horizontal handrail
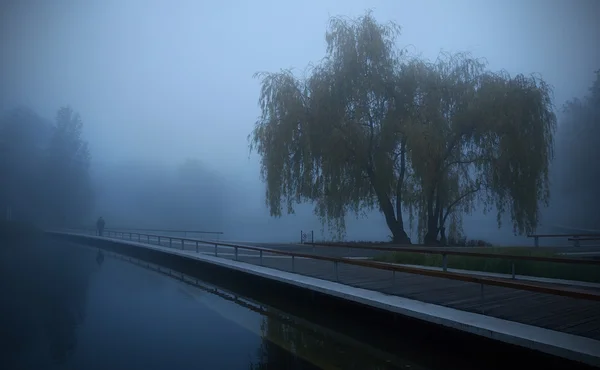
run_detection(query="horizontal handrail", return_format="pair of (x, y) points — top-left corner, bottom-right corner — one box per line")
(527, 233), (600, 238)
(76, 227), (224, 235)
(300, 241), (600, 266)
(107, 227), (224, 235)
(68, 230), (600, 302)
(106, 229), (600, 265)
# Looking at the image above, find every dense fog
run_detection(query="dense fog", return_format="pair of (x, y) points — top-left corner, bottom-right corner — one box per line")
(1, 0), (599, 244)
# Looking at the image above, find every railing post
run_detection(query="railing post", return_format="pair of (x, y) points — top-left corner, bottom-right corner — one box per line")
(169, 238), (172, 248)
(138, 233), (140, 242)
(196, 241), (199, 253)
(181, 239), (184, 250)
(392, 270), (396, 285)
(292, 255), (295, 272)
(214, 244), (218, 256)
(235, 246), (238, 261)
(128, 232), (131, 240)
(260, 250), (263, 265)
(511, 261), (516, 279)
(480, 284), (485, 314)
(311, 230), (314, 244)
(334, 261), (339, 281)
(158, 236), (161, 245)
(574, 237), (580, 248)
(442, 254), (447, 272)
(300, 230), (303, 244)
(534, 236), (539, 247)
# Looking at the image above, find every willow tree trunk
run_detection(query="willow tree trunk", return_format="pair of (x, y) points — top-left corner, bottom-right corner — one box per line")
(423, 188), (440, 245)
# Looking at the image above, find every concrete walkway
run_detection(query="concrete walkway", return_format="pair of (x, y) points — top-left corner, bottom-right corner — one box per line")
(57, 232), (600, 367)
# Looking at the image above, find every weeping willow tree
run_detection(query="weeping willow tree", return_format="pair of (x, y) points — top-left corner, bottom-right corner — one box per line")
(249, 12), (415, 243)
(405, 53), (556, 244)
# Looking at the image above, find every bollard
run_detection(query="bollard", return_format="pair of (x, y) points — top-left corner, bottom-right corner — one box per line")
(511, 261), (516, 279)
(442, 254), (448, 272)
(392, 270), (396, 285)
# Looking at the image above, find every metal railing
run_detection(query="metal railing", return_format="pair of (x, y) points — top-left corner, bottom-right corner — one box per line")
(65, 229), (600, 303)
(91, 227), (600, 276)
(297, 240), (600, 274)
(527, 233), (600, 247)
(105, 227), (223, 237)
(71, 227), (223, 239)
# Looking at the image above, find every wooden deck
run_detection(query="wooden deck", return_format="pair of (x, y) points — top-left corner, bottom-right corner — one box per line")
(235, 255), (600, 340)
(120, 236), (600, 341)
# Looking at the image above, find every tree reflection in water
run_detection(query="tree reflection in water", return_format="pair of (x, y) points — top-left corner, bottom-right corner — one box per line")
(0, 239), (95, 368)
(249, 309), (403, 370)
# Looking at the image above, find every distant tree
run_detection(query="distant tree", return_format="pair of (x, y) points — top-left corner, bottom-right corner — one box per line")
(250, 12), (413, 243)
(554, 70), (600, 229)
(405, 54), (556, 244)
(0, 106), (93, 227)
(43, 106), (93, 226)
(0, 108), (52, 223)
(174, 158), (225, 231)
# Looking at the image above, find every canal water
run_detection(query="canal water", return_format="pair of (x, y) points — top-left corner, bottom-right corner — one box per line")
(1, 240), (424, 370)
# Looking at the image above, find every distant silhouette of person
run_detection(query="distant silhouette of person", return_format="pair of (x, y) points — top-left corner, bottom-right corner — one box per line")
(96, 217), (105, 237)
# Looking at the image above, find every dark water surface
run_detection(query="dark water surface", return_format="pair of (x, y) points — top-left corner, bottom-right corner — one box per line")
(1, 240), (421, 370)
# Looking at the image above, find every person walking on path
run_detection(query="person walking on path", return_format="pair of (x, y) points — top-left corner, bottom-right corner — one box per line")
(96, 217), (105, 236)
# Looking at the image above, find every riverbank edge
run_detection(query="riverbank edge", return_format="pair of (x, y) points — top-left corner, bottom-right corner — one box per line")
(47, 231), (600, 369)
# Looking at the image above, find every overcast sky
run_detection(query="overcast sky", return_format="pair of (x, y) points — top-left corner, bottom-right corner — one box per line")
(2, 0), (598, 167)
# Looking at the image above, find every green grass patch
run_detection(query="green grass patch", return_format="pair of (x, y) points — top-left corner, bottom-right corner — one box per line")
(373, 247), (600, 283)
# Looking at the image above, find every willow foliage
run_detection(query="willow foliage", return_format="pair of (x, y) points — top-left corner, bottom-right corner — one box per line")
(405, 53), (556, 242)
(250, 12), (413, 240)
(250, 12), (556, 243)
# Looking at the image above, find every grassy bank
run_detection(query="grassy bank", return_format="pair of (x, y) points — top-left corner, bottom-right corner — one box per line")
(373, 247), (600, 283)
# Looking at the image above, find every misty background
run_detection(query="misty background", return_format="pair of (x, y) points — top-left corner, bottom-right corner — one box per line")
(1, 0), (599, 244)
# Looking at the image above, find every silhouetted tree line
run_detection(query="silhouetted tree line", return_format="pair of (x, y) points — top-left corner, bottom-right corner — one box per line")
(92, 158), (225, 231)
(0, 106), (93, 227)
(553, 71), (600, 229)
